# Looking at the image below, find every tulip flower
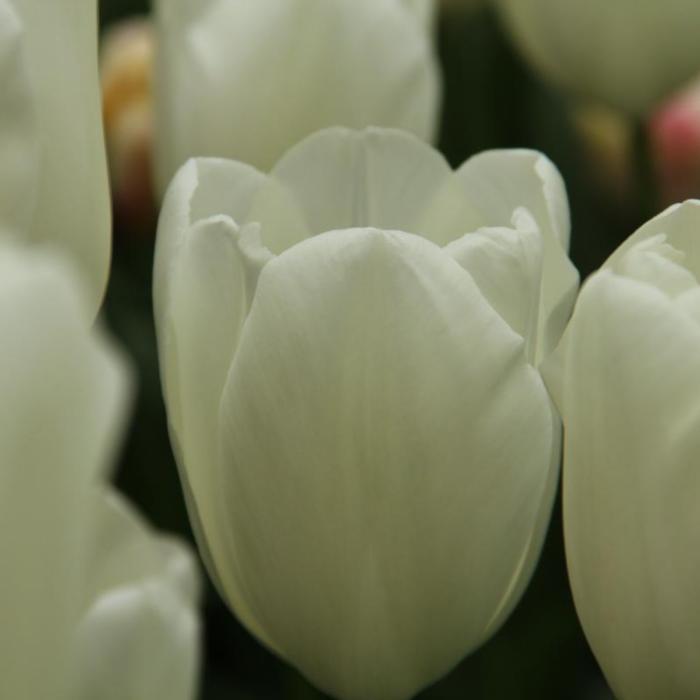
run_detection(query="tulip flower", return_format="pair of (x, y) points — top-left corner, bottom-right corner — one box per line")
(494, 0), (700, 115)
(0, 0), (111, 313)
(153, 127), (578, 699)
(546, 200), (700, 699)
(153, 0), (441, 195)
(0, 244), (200, 700)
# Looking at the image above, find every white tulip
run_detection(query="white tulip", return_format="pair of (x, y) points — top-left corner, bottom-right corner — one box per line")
(153, 0), (440, 195)
(154, 127), (578, 699)
(494, 0), (700, 115)
(0, 0), (111, 314)
(0, 244), (200, 700)
(547, 200), (700, 699)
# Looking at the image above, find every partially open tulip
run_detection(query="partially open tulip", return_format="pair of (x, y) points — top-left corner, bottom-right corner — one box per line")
(0, 244), (200, 700)
(494, 0), (700, 115)
(154, 127), (578, 699)
(547, 201), (700, 699)
(0, 0), (111, 313)
(153, 0), (441, 194)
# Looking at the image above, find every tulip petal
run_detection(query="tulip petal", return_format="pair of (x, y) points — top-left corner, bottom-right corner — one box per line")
(247, 127), (465, 253)
(153, 156), (267, 335)
(7, 0), (111, 314)
(606, 199), (700, 279)
(157, 213), (278, 649)
(216, 227), (556, 700)
(0, 0), (37, 237)
(0, 246), (128, 699)
(445, 209), (543, 362)
(73, 489), (200, 700)
(559, 270), (700, 699)
(495, 0), (700, 115)
(154, 0), (439, 190)
(455, 149), (578, 359)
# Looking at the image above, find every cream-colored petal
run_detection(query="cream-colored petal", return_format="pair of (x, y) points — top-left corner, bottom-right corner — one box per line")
(216, 227), (556, 700)
(9, 0), (111, 314)
(0, 0), (37, 237)
(156, 213), (277, 649)
(154, 0), (439, 192)
(84, 488), (200, 607)
(0, 245), (128, 700)
(606, 200), (700, 279)
(495, 0), (700, 115)
(73, 488), (200, 700)
(247, 127), (458, 253)
(455, 149), (578, 359)
(153, 156), (267, 336)
(74, 584), (199, 700)
(445, 209), (543, 363)
(559, 270), (700, 699)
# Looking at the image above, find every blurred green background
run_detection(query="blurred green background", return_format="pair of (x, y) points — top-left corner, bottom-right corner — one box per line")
(99, 1), (650, 698)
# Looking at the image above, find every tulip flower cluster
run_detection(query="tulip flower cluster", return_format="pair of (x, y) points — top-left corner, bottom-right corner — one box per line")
(3, 0), (700, 698)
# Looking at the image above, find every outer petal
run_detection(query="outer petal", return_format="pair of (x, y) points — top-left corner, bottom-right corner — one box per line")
(153, 156), (267, 335)
(154, 0), (439, 192)
(558, 270), (700, 699)
(216, 228), (556, 700)
(455, 149), (578, 360)
(0, 246), (128, 699)
(445, 209), (543, 363)
(605, 199), (700, 278)
(495, 0), (700, 115)
(246, 127), (469, 253)
(73, 489), (201, 700)
(154, 187), (277, 648)
(8, 0), (111, 314)
(0, 0), (37, 237)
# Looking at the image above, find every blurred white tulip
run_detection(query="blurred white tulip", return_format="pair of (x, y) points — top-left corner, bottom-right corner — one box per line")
(494, 0), (700, 115)
(546, 200), (700, 699)
(0, 0), (111, 314)
(153, 0), (441, 195)
(154, 127), (578, 700)
(0, 244), (200, 700)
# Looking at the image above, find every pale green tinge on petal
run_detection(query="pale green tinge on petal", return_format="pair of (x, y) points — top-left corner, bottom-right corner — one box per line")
(0, 0), (37, 237)
(247, 127), (460, 252)
(559, 270), (700, 699)
(455, 149), (579, 360)
(445, 208), (544, 363)
(153, 0), (440, 193)
(75, 585), (199, 700)
(401, 0), (437, 30)
(216, 228), (556, 700)
(73, 489), (201, 700)
(605, 199), (700, 279)
(7, 0), (110, 315)
(0, 246), (128, 700)
(156, 212), (278, 649)
(153, 157), (267, 336)
(495, 0), (700, 115)
(615, 234), (698, 298)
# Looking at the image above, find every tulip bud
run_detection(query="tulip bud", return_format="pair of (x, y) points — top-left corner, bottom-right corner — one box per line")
(650, 75), (700, 205)
(494, 0), (700, 115)
(152, 0), (441, 195)
(154, 127), (578, 700)
(546, 200), (700, 699)
(0, 0), (111, 315)
(100, 18), (156, 233)
(0, 243), (201, 700)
